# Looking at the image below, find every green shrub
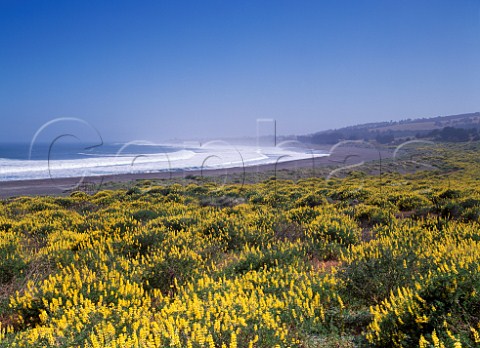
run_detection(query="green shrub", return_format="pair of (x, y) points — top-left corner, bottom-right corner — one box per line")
(397, 194), (429, 211)
(308, 214), (361, 246)
(132, 209), (158, 222)
(0, 239), (27, 284)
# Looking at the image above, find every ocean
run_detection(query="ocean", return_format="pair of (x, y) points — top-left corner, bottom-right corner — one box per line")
(0, 142), (327, 182)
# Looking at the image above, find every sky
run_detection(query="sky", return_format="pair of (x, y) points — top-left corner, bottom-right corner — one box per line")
(0, 0), (479, 143)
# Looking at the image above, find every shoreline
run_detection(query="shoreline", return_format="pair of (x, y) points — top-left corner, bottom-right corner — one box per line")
(0, 146), (390, 198)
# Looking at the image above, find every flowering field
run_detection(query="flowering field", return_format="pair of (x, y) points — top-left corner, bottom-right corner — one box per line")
(1, 143), (480, 347)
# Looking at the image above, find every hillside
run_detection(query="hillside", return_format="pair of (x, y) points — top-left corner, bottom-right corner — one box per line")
(300, 112), (480, 144)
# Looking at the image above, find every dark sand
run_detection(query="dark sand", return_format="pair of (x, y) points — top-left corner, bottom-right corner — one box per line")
(0, 146), (391, 198)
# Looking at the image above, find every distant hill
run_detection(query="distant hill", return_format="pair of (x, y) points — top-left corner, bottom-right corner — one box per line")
(299, 112), (480, 144)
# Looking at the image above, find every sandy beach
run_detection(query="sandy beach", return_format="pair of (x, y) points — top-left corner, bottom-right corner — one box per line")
(0, 146), (390, 198)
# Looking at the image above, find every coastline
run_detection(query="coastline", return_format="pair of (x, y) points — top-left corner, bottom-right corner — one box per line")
(0, 146), (390, 198)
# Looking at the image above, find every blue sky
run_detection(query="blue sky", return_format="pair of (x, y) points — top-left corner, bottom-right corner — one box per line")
(1, 0), (479, 142)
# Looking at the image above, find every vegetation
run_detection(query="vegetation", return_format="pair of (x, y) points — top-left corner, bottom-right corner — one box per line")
(300, 112), (480, 144)
(0, 142), (479, 347)
(419, 127), (479, 143)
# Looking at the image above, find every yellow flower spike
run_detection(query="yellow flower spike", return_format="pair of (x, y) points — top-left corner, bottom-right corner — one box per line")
(230, 332), (237, 348)
(207, 334), (215, 348)
(432, 329), (440, 348)
(470, 327), (480, 343)
(419, 335), (429, 348)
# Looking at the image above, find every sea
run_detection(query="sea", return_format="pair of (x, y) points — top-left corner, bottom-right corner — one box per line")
(0, 142), (328, 182)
